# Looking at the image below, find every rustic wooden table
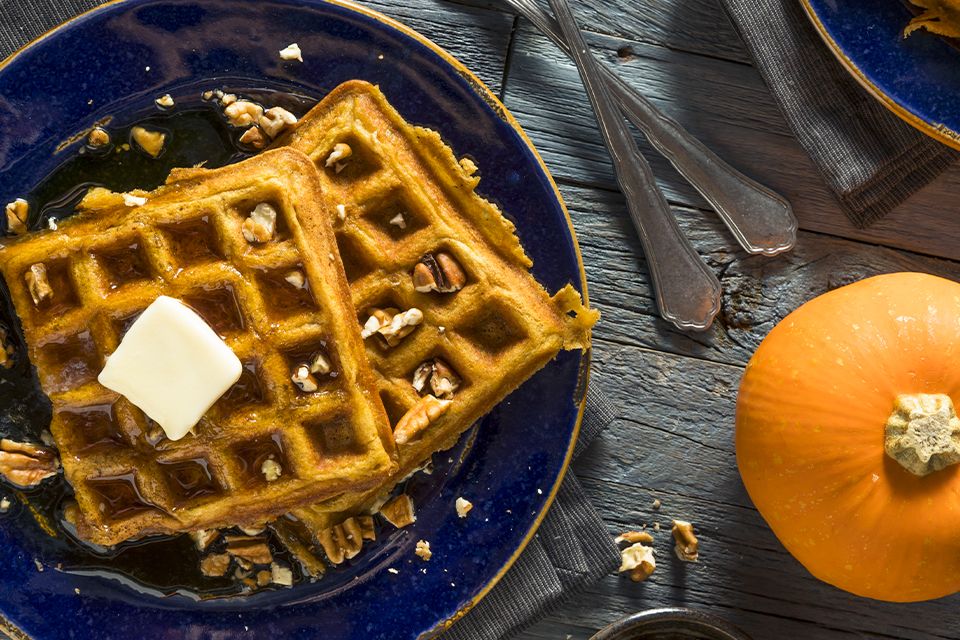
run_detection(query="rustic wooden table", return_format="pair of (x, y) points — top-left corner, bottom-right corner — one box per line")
(359, 0), (960, 638)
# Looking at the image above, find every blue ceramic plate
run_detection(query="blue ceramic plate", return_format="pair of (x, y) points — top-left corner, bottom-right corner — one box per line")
(802, 0), (960, 150)
(0, 1), (590, 638)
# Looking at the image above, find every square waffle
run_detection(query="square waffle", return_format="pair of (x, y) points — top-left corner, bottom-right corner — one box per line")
(259, 81), (597, 551)
(0, 148), (396, 546)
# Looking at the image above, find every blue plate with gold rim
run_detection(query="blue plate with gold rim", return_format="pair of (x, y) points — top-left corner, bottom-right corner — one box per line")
(0, 1), (590, 638)
(802, 0), (960, 150)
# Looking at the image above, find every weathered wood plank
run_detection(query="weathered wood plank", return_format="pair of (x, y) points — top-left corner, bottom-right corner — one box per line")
(463, 0), (751, 64)
(561, 182), (960, 369)
(355, 0), (514, 95)
(516, 345), (960, 639)
(553, 0), (750, 64)
(502, 21), (960, 261)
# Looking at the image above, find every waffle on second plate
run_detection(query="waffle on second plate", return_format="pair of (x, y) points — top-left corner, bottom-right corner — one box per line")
(0, 148), (396, 546)
(264, 81), (597, 558)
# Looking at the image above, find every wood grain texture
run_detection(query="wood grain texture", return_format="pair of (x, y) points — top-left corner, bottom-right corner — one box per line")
(563, 183), (960, 369)
(501, 13), (960, 262)
(358, 0), (514, 95)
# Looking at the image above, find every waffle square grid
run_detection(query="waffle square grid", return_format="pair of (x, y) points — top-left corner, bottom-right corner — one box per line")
(272, 80), (598, 521)
(0, 149), (396, 546)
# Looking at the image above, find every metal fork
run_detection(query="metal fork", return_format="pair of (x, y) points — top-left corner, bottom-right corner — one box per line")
(502, 0), (797, 257)
(547, 0), (722, 330)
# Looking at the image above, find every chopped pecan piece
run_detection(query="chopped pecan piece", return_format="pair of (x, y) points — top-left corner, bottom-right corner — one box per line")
(0, 439), (58, 488)
(190, 529), (220, 551)
(378, 308), (423, 346)
(618, 542), (656, 582)
(225, 535), (273, 565)
(5, 198), (28, 236)
(389, 213), (407, 229)
(87, 127), (111, 148)
(270, 562), (294, 586)
(429, 359), (460, 399)
(411, 358), (460, 399)
(259, 107), (298, 139)
(317, 515), (375, 565)
(24, 264), (53, 306)
(361, 307), (423, 347)
(200, 553), (231, 577)
(412, 252), (466, 293)
(415, 539), (432, 561)
(242, 202), (277, 244)
(279, 43), (303, 62)
(325, 142), (353, 169)
(394, 395), (451, 445)
(224, 100), (264, 127)
(239, 125), (267, 150)
(671, 520), (699, 562)
(411, 362), (432, 394)
(455, 497), (473, 518)
(261, 458), (282, 482)
(309, 350), (332, 375)
(615, 530), (654, 545)
(380, 494), (416, 528)
(360, 308), (392, 339)
(284, 270), (306, 289)
(291, 365), (318, 393)
(131, 126), (167, 158)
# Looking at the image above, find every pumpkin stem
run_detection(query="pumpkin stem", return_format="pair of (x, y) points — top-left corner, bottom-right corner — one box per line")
(885, 394), (960, 476)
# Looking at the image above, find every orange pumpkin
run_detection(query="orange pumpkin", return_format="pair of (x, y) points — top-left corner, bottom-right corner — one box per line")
(736, 272), (960, 602)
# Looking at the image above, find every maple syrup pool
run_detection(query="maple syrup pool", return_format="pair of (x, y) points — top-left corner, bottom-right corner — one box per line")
(0, 91), (319, 602)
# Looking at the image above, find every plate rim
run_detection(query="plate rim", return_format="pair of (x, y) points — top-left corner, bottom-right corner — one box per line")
(800, 0), (960, 152)
(0, 0), (593, 636)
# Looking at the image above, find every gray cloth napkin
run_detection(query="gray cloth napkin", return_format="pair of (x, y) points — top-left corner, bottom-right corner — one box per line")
(720, 0), (960, 227)
(446, 386), (620, 640)
(0, 4), (620, 639)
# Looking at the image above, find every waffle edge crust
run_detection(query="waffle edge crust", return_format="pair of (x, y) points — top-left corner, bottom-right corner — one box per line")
(247, 80), (598, 549)
(0, 148), (396, 546)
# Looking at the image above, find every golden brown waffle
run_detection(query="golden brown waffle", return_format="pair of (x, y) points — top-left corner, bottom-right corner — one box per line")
(267, 81), (596, 555)
(0, 148), (396, 546)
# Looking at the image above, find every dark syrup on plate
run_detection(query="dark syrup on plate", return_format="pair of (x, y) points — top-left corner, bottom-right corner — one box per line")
(0, 90), (317, 601)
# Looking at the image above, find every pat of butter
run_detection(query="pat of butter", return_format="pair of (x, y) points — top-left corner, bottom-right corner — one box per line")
(98, 296), (242, 441)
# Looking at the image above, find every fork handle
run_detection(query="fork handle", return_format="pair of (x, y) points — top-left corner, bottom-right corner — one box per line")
(507, 0), (796, 256)
(548, 0), (721, 330)
(618, 148), (723, 330)
(604, 69), (797, 256)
